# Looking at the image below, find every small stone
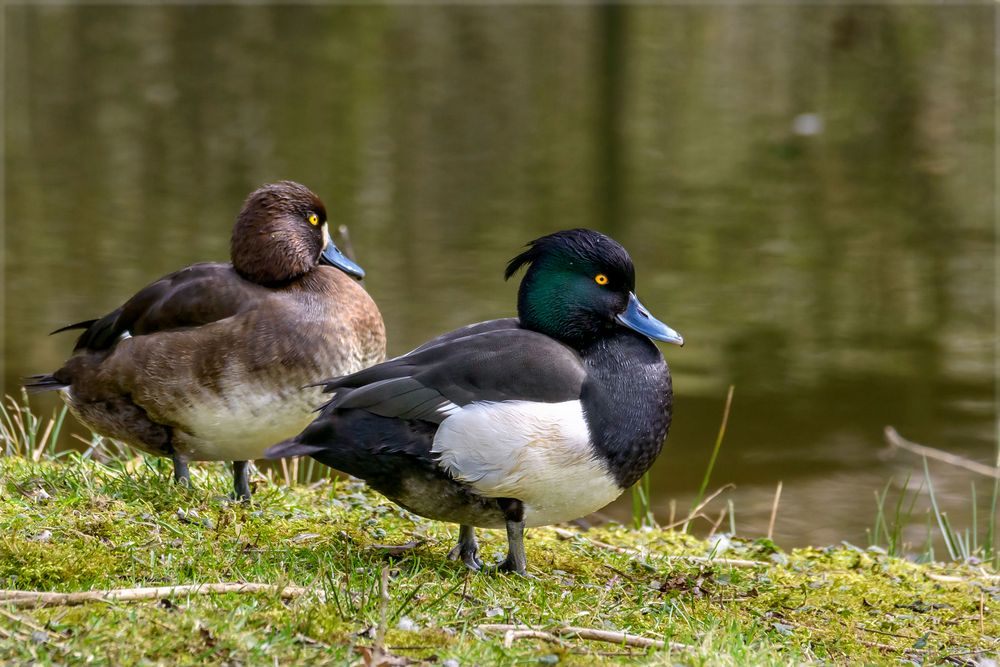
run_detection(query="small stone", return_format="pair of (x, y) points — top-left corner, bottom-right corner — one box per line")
(772, 622), (794, 636)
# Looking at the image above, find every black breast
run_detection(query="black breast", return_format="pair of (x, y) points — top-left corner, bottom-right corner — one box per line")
(579, 331), (673, 488)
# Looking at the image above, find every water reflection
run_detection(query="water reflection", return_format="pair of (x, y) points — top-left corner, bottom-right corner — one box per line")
(3, 5), (994, 548)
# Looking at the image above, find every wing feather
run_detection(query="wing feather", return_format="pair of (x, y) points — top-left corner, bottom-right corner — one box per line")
(322, 326), (585, 423)
(67, 263), (263, 351)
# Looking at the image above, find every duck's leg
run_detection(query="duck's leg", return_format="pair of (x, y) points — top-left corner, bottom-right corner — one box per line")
(497, 519), (528, 575)
(495, 498), (528, 576)
(232, 461), (252, 501)
(448, 524), (483, 571)
(172, 454), (191, 487)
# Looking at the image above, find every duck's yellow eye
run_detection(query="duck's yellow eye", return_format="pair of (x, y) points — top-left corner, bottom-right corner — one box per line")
(595, 274), (609, 285)
(308, 213), (319, 226)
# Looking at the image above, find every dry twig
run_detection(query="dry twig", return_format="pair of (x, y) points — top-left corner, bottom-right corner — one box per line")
(477, 623), (690, 651)
(501, 629), (568, 649)
(884, 427), (1000, 479)
(0, 605), (50, 634)
(0, 582), (313, 609)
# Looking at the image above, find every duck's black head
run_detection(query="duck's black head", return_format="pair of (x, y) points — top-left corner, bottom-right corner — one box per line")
(505, 228), (683, 348)
(230, 181), (365, 286)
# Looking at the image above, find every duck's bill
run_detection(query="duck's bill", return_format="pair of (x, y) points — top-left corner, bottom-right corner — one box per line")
(319, 226), (365, 279)
(616, 292), (684, 346)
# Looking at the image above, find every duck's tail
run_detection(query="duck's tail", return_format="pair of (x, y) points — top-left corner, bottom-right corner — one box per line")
(50, 319), (99, 336)
(264, 436), (328, 460)
(23, 374), (69, 394)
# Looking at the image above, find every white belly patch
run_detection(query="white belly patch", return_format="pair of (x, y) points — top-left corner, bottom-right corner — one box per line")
(172, 384), (323, 461)
(431, 400), (623, 527)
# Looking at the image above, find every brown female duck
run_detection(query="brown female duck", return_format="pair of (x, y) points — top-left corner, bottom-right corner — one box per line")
(27, 181), (386, 499)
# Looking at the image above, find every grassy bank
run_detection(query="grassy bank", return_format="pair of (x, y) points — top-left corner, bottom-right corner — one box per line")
(1, 449), (997, 666)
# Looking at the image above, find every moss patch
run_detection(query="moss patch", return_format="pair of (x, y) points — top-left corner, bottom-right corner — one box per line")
(1, 456), (996, 665)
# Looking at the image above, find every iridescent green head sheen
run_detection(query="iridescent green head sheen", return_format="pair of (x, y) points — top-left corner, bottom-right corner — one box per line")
(505, 229), (682, 347)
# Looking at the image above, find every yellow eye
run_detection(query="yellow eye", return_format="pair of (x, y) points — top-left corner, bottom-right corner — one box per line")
(308, 213), (319, 226)
(595, 274), (609, 285)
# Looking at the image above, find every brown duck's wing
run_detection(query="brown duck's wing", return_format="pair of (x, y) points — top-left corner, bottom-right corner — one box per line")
(68, 263), (263, 351)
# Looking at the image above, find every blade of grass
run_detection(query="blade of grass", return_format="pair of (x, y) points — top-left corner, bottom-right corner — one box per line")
(989, 472), (999, 568)
(685, 385), (734, 533)
(892, 473), (919, 557)
(631, 472), (654, 529)
(992, 423), (1000, 568)
(871, 480), (892, 549)
(767, 481), (783, 541)
(971, 481), (978, 555)
(923, 457), (958, 561)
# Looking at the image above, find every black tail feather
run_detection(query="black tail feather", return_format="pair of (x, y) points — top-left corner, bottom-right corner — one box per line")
(23, 374), (69, 394)
(50, 319), (99, 336)
(264, 437), (327, 460)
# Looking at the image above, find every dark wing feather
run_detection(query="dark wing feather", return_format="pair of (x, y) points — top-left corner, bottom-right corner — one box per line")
(322, 328), (586, 423)
(403, 318), (520, 355)
(67, 263), (260, 351)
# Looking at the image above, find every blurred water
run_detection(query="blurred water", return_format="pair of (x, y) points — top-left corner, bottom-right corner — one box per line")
(3, 5), (995, 548)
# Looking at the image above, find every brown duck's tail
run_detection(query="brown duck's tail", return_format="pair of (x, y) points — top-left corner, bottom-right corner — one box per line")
(23, 374), (69, 394)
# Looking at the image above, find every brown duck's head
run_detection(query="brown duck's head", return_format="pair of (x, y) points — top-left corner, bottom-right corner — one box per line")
(230, 181), (365, 285)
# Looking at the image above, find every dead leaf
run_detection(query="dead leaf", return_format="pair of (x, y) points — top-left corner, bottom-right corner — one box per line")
(354, 646), (414, 666)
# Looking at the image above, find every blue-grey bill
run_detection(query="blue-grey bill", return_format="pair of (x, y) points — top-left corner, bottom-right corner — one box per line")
(320, 239), (365, 279)
(616, 292), (684, 346)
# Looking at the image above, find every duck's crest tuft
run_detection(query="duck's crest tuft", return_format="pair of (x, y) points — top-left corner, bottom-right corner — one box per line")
(504, 228), (632, 282)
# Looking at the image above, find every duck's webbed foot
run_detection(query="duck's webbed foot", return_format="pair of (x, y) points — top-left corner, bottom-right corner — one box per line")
(172, 454), (191, 487)
(447, 524), (483, 571)
(232, 460), (252, 501)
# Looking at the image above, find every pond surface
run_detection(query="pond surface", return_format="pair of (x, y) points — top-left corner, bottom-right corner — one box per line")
(3, 5), (995, 549)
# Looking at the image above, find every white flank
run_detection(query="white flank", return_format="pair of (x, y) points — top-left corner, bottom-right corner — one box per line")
(432, 400), (622, 527)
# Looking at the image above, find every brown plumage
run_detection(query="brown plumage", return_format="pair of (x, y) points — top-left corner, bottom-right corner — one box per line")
(27, 181), (386, 499)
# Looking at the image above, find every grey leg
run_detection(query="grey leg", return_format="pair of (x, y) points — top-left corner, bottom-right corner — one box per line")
(447, 524), (483, 571)
(497, 519), (528, 575)
(172, 454), (191, 486)
(232, 461), (252, 501)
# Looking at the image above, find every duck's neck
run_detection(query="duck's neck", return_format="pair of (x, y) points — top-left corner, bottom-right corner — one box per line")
(579, 331), (673, 489)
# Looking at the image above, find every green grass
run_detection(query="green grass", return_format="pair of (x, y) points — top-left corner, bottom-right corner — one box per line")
(0, 398), (997, 665)
(1, 391), (69, 461)
(865, 464), (1000, 569)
